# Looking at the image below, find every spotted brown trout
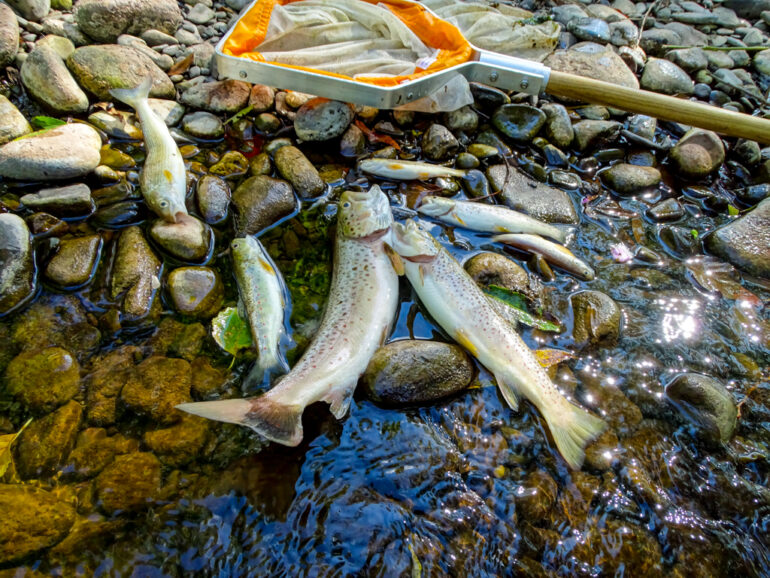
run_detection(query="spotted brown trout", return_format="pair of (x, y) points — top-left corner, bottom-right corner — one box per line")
(388, 220), (605, 469)
(177, 186), (399, 445)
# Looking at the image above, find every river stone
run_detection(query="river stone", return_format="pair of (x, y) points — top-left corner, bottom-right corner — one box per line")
(665, 373), (737, 444)
(570, 290), (621, 344)
(487, 165), (578, 224)
(27, 212), (69, 238)
(641, 58), (695, 95)
(568, 17), (611, 43)
(4, 347), (81, 412)
(88, 110), (143, 140)
(0, 3), (19, 69)
(180, 79), (250, 113)
(143, 414), (210, 466)
(116, 34), (173, 72)
(120, 356), (192, 424)
(149, 214), (211, 263)
(75, 0), (182, 43)
(167, 267), (223, 319)
(94, 452), (161, 514)
(196, 175), (230, 224)
(733, 139), (761, 167)
(754, 50), (770, 77)
(572, 120), (622, 151)
(16, 400), (82, 479)
(67, 45), (175, 101)
(0, 96), (30, 145)
(443, 105), (478, 133)
(181, 111), (224, 139)
(362, 340), (474, 405)
(421, 123), (459, 160)
(249, 83), (275, 112)
(0, 123), (102, 180)
(83, 347), (139, 425)
(665, 47), (709, 73)
(608, 19), (638, 47)
(541, 103), (574, 148)
(274, 145), (325, 199)
(492, 105), (546, 143)
(544, 48), (639, 90)
(704, 197), (770, 278)
(148, 98), (185, 127)
(62, 429), (136, 481)
(464, 252), (530, 294)
(340, 124), (365, 157)
(647, 198), (685, 222)
(601, 163), (661, 195)
(110, 226), (161, 321)
(20, 183), (94, 217)
(515, 469), (558, 522)
(232, 175), (297, 235)
(0, 485), (76, 565)
(294, 98), (354, 141)
(670, 129), (725, 180)
(44, 234), (102, 287)
(5, 0), (49, 21)
(0, 213), (35, 315)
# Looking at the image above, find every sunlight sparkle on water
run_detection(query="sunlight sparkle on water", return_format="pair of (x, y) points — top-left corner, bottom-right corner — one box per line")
(654, 297), (702, 343)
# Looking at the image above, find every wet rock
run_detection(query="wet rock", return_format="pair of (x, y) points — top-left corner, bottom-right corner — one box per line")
(660, 225), (700, 257)
(627, 114), (657, 141)
(167, 266), (223, 319)
(149, 214), (212, 263)
(148, 98), (185, 127)
(88, 110), (142, 140)
(584, 429), (620, 471)
(294, 98), (354, 141)
(665, 373), (737, 444)
(44, 234), (102, 287)
(601, 163), (661, 194)
(544, 48), (639, 90)
(464, 252), (530, 295)
(149, 317), (207, 362)
(63, 429), (136, 481)
(443, 106), (478, 133)
(249, 84), (275, 113)
(421, 123), (459, 161)
(487, 164), (578, 223)
(120, 356), (192, 424)
(143, 414), (210, 466)
(568, 17), (610, 43)
(110, 226), (161, 321)
(0, 485), (76, 565)
(16, 400), (82, 479)
(67, 45), (175, 101)
(641, 58), (695, 95)
(94, 452), (161, 514)
(0, 214), (35, 315)
(182, 111), (224, 139)
(456, 152), (479, 170)
(274, 145), (325, 198)
(705, 198), (770, 278)
(571, 290), (621, 344)
(190, 357), (229, 398)
(492, 105), (546, 143)
(92, 200), (144, 228)
(5, 0), (49, 21)
(754, 49), (770, 77)
(75, 0), (182, 43)
(572, 519), (663, 577)
(736, 183), (770, 205)
(0, 95), (31, 145)
(232, 175), (297, 235)
(470, 82), (510, 111)
(572, 120), (622, 151)
(254, 112), (281, 133)
(733, 139), (761, 167)
(196, 175), (230, 224)
(4, 347), (81, 412)
(515, 469), (558, 522)
(117, 34), (173, 71)
(362, 340), (474, 405)
(27, 212), (69, 238)
(670, 129), (725, 179)
(83, 347), (139, 425)
(339, 124), (365, 157)
(665, 47), (709, 73)
(541, 103), (573, 148)
(647, 198), (684, 222)
(180, 79), (250, 113)
(0, 3), (19, 68)
(20, 183), (93, 217)
(0, 123), (102, 180)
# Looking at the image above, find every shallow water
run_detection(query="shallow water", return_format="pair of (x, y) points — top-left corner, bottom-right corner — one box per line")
(1, 107), (769, 577)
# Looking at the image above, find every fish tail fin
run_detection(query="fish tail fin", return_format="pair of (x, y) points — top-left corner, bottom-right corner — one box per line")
(176, 395), (304, 446)
(543, 401), (606, 470)
(241, 351), (289, 392)
(109, 77), (152, 109)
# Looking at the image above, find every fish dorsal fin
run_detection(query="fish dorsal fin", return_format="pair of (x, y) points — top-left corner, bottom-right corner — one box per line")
(383, 243), (405, 276)
(494, 372), (520, 411)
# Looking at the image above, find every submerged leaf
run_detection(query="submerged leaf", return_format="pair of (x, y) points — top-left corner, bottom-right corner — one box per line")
(30, 116), (66, 130)
(225, 105), (254, 125)
(211, 307), (254, 357)
(0, 418), (32, 479)
(484, 285), (561, 332)
(534, 348), (575, 368)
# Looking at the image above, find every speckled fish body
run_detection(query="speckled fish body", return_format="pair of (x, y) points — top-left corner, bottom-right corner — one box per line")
(109, 78), (188, 222)
(492, 233), (595, 280)
(417, 196), (567, 243)
(358, 158), (465, 180)
(389, 220), (605, 469)
(231, 235), (289, 379)
(178, 185), (399, 446)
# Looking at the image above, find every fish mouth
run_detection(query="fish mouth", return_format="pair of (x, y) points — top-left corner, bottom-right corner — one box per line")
(416, 196), (451, 217)
(390, 220), (438, 260)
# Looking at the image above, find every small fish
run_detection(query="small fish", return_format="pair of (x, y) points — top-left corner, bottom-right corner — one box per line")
(231, 235), (289, 385)
(493, 233), (595, 280)
(389, 220), (605, 469)
(358, 158), (466, 181)
(417, 196), (567, 243)
(110, 78), (188, 222)
(177, 186), (400, 446)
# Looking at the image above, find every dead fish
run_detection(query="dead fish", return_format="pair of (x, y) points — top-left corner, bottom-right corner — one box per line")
(358, 158), (466, 180)
(493, 233), (596, 280)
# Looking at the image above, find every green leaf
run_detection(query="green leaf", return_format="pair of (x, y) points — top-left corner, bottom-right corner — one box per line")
(30, 116), (66, 130)
(211, 307), (254, 357)
(728, 205), (739, 216)
(690, 229), (699, 240)
(224, 105), (253, 125)
(484, 284), (561, 332)
(0, 418), (32, 480)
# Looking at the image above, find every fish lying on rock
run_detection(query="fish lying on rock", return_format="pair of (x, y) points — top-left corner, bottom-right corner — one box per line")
(110, 78), (188, 223)
(232, 235), (290, 387)
(493, 233), (595, 280)
(389, 219), (605, 469)
(417, 195), (567, 243)
(178, 185), (400, 445)
(358, 158), (465, 180)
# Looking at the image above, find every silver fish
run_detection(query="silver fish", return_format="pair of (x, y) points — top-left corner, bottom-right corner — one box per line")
(177, 185), (399, 446)
(417, 195), (567, 243)
(492, 233), (595, 280)
(358, 158), (465, 180)
(109, 78), (188, 222)
(389, 220), (605, 469)
(232, 235), (289, 384)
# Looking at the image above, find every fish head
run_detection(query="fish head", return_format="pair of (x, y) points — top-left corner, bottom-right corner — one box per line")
(231, 235), (258, 259)
(416, 195), (453, 218)
(390, 219), (440, 262)
(337, 185), (393, 240)
(150, 195), (188, 223)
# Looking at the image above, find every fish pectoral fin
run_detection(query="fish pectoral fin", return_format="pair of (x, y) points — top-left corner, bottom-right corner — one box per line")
(493, 372), (520, 411)
(453, 328), (480, 358)
(383, 243), (405, 276)
(322, 385), (355, 420)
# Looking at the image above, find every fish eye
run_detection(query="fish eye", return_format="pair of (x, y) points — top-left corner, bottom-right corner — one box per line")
(159, 201), (169, 208)
(342, 202), (351, 208)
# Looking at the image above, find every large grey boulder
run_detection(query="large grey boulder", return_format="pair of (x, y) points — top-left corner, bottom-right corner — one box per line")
(75, 0), (182, 43)
(705, 198), (770, 279)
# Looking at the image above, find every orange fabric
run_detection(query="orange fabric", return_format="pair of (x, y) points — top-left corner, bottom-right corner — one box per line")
(222, 0), (473, 86)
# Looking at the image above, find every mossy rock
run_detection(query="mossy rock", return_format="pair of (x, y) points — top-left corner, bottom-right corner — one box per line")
(3, 347), (81, 413)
